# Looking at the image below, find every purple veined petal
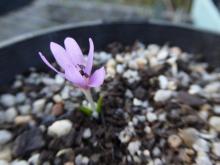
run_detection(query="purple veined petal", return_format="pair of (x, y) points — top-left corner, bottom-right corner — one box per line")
(50, 42), (71, 69)
(84, 38), (94, 75)
(88, 67), (105, 87)
(64, 37), (84, 65)
(64, 65), (87, 89)
(39, 52), (64, 77)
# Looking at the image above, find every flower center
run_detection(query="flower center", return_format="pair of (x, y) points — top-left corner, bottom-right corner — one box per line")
(77, 64), (89, 78)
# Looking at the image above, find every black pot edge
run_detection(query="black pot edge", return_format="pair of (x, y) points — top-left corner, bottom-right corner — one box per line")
(1, 19), (220, 49)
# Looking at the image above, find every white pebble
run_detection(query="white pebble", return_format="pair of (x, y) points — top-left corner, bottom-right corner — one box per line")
(127, 141), (141, 155)
(61, 86), (70, 100)
(158, 75), (168, 89)
(28, 153), (40, 164)
(18, 105), (31, 115)
(154, 90), (173, 102)
(32, 99), (46, 114)
(5, 107), (18, 123)
(0, 94), (16, 107)
(189, 84), (203, 95)
(146, 112), (157, 122)
(204, 82), (220, 94)
(213, 105), (220, 114)
(212, 142), (220, 157)
(83, 128), (92, 139)
(15, 93), (26, 104)
(55, 74), (65, 85)
(11, 160), (29, 165)
(116, 64), (124, 74)
(195, 151), (212, 165)
(53, 94), (63, 103)
(48, 119), (72, 137)
(209, 116), (220, 132)
(0, 160), (9, 165)
(0, 130), (12, 145)
(193, 138), (210, 152)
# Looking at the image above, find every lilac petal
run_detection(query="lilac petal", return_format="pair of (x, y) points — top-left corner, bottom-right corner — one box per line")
(85, 38), (94, 75)
(50, 42), (70, 69)
(64, 37), (84, 65)
(64, 65), (87, 88)
(39, 52), (64, 76)
(88, 67), (105, 87)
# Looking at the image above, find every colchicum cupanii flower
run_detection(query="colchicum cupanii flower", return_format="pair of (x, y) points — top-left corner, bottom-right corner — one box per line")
(39, 37), (105, 117)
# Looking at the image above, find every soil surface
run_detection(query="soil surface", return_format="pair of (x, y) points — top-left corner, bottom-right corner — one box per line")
(0, 42), (220, 165)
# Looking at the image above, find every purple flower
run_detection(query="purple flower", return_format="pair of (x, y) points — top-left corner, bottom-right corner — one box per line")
(39, 37), (105, 89)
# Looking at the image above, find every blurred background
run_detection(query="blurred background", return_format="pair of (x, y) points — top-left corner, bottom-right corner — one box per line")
(0, 0), (220, 42)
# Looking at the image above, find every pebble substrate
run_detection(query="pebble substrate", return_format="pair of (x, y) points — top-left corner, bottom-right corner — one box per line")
(0, 42), (220, 165)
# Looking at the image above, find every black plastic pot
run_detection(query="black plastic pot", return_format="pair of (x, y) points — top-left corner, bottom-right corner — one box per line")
(0, 21), (220, 85)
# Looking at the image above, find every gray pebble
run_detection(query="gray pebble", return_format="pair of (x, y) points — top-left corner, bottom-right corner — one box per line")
(0, 94), (16, 107)
(0, 130), (12, 145)
(5, 107), (17, 123)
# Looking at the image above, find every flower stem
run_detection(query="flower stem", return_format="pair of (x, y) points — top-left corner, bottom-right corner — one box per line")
(82, 89), (96, 114)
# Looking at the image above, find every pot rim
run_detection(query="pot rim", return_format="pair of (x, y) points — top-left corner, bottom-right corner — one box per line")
(0, 19), (220, 49)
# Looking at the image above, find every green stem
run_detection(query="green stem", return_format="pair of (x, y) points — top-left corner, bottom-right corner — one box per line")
(82, 89), (96, 113)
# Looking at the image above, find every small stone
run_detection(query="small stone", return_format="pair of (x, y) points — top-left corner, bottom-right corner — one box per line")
(152, 147), (161, 157)
(0, 111), (5, 124)
(61, 86), (70, 100)
(75, 154), (83, 165)
(53, 94), (63, 103)
(212, 142), (220, 157)
(32, 99), (46, 114)
(168, 134), (182, 148)
(125, 89), (133, 98)
(81, 156), (89, 165)
(209, 116), (220, 132)
(0, 94), (16, 107)
(28, 153), (40, 164)
(134, 87), (147, 100)
(65, 162), (74, 165)
(133, 98), (142, 106)
(106, 59), (116, 68)
(154, 90), (173, 102)
(15, 93), (26, 104)
(0, 160), (9, 165)
(51, 103), (64, 116)
(116, 64), (124, 74)
(157, 46), (169, 60)
(195, 151), (212, 165)
(15, 115), (33, 125)
(13, 128), (45, 157)
(146, 112), (157, 122)
(55, 74), (65, 85)
(136, 57), (147, 70)
(177, 91), (206, 106)
(118, 126), (134, 143)
(127, 141), (141, 155)
(204, 82), (220, 94)
(143, 149), (150, 157)
(5, 107), (18, 123)
(18, 105), (31, 115)
(0, 130), (12, 145)
(83, 128), (92, 139)
(11, 160), (29, 165)
(179, 128), (199, 147)
(0, 146), (12, 161)
(193, 138), (209, 152)
(48, 119), (72, 137)
(189, 84), (203, 95)
(213, 105), (220, 114)
(158, 75), (168, 89)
